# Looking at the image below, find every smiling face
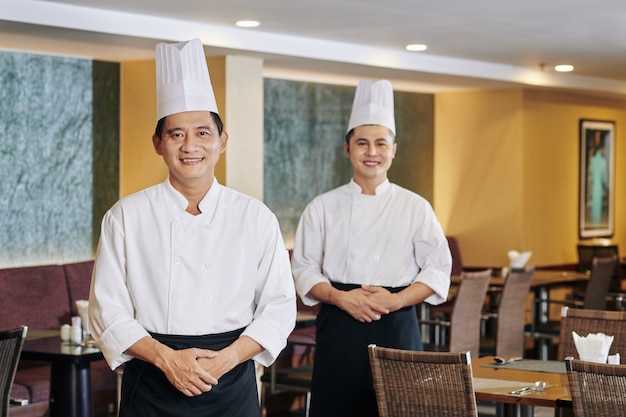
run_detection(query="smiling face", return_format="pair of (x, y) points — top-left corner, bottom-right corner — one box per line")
(152, 110), (228, 192)
(344, 124), (397, 194)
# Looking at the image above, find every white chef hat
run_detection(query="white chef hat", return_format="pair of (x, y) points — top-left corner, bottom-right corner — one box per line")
(347, 79), (395, 135)
(155, 38), (219, 120)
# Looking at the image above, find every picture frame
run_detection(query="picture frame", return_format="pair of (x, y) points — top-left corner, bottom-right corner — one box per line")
(579, 119), (615, 239)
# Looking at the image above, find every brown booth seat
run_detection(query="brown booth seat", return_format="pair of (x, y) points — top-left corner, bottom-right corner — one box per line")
(0, 261), (117, 417)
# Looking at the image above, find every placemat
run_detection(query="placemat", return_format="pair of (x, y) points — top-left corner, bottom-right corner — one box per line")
(481, 359), (566, 374)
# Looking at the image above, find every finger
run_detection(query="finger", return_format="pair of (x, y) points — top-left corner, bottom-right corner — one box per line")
(194, 348), (219, 360)
(201, 373), (219, 386)
(181, 385), (202, 397)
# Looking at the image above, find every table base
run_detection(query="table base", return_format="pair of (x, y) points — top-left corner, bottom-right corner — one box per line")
(49, 362), (94, 417)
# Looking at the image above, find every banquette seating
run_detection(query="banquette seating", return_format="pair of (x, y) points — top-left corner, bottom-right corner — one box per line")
(0, 261), (117, 417)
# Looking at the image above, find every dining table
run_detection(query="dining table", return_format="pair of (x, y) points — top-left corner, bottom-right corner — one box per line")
(20, 329), (104, 417)
(472, 355), (572, 417)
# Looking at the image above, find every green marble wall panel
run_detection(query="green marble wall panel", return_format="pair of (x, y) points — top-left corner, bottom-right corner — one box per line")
(263, 78), (433, 247)
(0, 51), (119, 267)
(92, 61), (121, 251)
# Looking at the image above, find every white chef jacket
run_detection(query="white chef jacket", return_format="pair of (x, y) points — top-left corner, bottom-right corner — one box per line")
(291, 179), (451, 306)
(89, 179), (296, 370)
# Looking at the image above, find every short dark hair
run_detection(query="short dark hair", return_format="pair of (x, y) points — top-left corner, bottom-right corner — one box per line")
(345, 126), (395, 144)
(154, 111), (224, 139)
(345, 128), (355, 145)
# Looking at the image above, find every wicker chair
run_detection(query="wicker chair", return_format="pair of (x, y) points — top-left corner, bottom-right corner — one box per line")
(482, 266), (535, 358)
(422, 269), (491, 359)
(368, 345), (477, 417)
(447, 236), (465, 276)
(0, 326), (28, 417)
(565, 357), (626, 416)
(577, 243), (620, 292)
(576, 255), (619, 310)
(557, 307), (626, 362)
(260, 325), (315, 417)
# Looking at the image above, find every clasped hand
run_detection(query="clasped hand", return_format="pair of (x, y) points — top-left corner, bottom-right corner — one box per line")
(338, 285), (400, 323)
(161, 347), (226, 397)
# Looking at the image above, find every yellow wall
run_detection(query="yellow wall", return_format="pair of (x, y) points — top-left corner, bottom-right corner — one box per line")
(435, 89), (525, 266)
(521, 90), (626, 265)
(436, 88), (626, 267)
(120, 60), (166, 197)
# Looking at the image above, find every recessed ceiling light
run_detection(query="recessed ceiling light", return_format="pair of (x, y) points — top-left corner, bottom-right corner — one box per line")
(406, 44), (428, 52)
(554, 64), (574, 72)
(236, 20), (260, 28)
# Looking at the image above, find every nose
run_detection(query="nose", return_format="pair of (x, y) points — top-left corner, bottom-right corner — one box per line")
(180, 136), (198, 152)
(366, 143), (377, 155)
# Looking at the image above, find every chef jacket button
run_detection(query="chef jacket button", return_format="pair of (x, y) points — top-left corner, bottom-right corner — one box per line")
(205, 224), (211, 230)
(373, 255), (380, 261)
(204, 294), (212, 302)
(205, 263), (212, 269)
(174, 224), (182, 230)
(172, 292), (180, 300)
(173, 257), (181, 265)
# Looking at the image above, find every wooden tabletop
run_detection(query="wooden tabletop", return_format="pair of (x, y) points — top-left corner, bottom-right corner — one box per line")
(451, 270), (589, 288)
(472, 356), (571, 408)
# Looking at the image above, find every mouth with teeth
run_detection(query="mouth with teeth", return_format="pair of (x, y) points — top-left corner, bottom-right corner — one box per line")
(180, 157), (204, 165)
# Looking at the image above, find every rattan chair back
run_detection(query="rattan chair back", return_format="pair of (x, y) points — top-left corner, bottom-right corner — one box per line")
(449, 270), (491, 359)
(566, 357), (626, 416)
(368, 345), (477, 417)
(0, 326), (28, 417)
(557, 308), (626, 362)
(583, 255), (619, 310)
(495, 266), (535, 358)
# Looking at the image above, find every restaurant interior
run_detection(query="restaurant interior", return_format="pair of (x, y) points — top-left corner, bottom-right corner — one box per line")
(2, 1), (626, 416)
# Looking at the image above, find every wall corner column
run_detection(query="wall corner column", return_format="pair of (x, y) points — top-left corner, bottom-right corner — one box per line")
(208, 55), (264, 201)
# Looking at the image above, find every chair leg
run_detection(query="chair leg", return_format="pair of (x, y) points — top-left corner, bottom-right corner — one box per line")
(304, 391), (311, 417)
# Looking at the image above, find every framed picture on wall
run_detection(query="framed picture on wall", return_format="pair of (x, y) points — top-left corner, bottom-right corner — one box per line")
(579, 119), (615, 239)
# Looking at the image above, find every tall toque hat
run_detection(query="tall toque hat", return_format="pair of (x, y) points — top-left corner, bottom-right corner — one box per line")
(155, 38), (218, 119)
(347, 79), (395, 134)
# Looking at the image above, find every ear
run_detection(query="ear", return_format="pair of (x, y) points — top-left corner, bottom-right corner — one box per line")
(219, 131), (229, 154)
(392, 142), (398, 159)
(344, 142), (350, 157)
(152, 134), (163, 156)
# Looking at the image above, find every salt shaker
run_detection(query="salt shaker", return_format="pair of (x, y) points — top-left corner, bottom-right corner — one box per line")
(60, 324), (71, 342)
(70, 316), (82, 344)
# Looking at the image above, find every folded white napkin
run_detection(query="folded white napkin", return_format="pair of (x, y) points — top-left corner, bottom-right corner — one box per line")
(508, 250), (532, 269)
(572, 331), (614, 363)
(75, 299), (90, 335)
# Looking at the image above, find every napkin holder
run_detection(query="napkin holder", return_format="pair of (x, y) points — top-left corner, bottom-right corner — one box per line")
(573, 331), (614, 363)
(508, 250), (532, 272)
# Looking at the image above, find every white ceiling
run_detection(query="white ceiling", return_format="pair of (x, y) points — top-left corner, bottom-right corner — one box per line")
(2, 0), (626, 95)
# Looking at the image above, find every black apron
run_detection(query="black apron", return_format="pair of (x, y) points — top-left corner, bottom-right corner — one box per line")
(119, 328), (259, 417)
(310, 282), (422, 417)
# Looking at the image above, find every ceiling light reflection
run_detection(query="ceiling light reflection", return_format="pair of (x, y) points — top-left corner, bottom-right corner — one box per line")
(236, 20), (260, 28)
(406, 44), (427, 52)
(554, 64), (574, 72)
